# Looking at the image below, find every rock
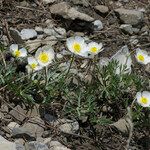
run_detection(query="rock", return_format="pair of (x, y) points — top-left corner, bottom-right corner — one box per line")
(145, 64), (150, 75)
(15, 143), (25, 150)
(115, 8), (143, 25)
(10, 28), (24, 44)
(1, 35), (9, 46)
(44, 114), (57, 122)
(111, 45), (132, 74)
(22, 117), (45, 138)
(26, 141), (49, 150)
(95, 5), (109, 14)
(48, 141), (71, 150)
(50, 2), (94, 22)
(43, 0), (56, 4)
(99, 57), (110, 68)
(93, 20), (103, 31)
(111, 118), (130, 133)
(20, 29), (37, 40)
(68, 7), (94, 22)
(9, 105), (26, 122)
(7, 122), (20, 132)
(71, 0), (89, 7)
(26, 104), (40, 117)
(43, 36), (58, 45)
(35, 26), (44, 34)
(130, 36), (139, 45)
(44, 27), (66, 38)
(0, 135), (16, 150)
(1, 104), (9, 113)
(12, 127), (36, 140)
(120, 24), (133, 35)
(26, 39), (42, 52)
(50, 119), (79, 134)
(0, 112), (4, 119)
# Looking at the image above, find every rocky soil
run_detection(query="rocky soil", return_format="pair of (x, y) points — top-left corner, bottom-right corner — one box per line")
(0, 0), (150, 150)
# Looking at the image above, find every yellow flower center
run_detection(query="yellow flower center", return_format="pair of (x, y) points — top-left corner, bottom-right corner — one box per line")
(73, 43), (81, 53)
(137, 54), (144, 62)
(14, 50), (21, 57)
(39, 52), (49, 63)
(90, 47), (97, 53)
(30, 63), (37, 69)
(140, 97), (148, 104)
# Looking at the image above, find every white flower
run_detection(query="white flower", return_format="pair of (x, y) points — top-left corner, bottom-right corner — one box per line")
(87, 42), (103, 55)
(27, 57), (42, 73)
(10, 44), (27, 58)
(66, 36), (88, 57)
(135, 48), (150, 65)
(35, 48), (54, 67)
(136, 91), (150, 107)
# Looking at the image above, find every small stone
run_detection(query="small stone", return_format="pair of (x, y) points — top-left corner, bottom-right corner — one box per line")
(0, 112), (4, 119)
(93, 20), (103, 31)
(10, 28), (24, 44)
(27, 141), (49, 150)
(22, 117), (45, 137)
(0, 135), (16, 150)
(35, 26), (44, 34)
(111, 118), (130, 133)
(50, 2), (94, 22)
(115, 8), (143, 25)
(120, 24), (133, 35)
(7, 122), (20, 132)
(26, 39), (42, 52)
(1, 104), (9, 113)
(145, 64), (150, 75)
(50, 119), (79, 134)
(15, 143), (25, 150)
(71, 0), (89, 7)
(9, 105), (26, 122)
(95, 5), (109, 14)
(111, 45), (132, 74)
(130, 36), (139, 45)
(42, 0), (56, 4)
(20, 29), (37, 40)
(48, 141), (71, 150)
(43, 36), (58, 45)
(44, 114), (57, 122)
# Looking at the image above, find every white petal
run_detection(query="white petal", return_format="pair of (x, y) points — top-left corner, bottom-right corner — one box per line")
(10, 44), (18, 52)
(74, 36), (85, 43)
(136, 92), (142, 101)
(142, 91), (150, 100)
(136, 48), (148, 56)
(19, 48), (27, 57)
(26, 65), (32, 74)
(27, 57), (38, 65)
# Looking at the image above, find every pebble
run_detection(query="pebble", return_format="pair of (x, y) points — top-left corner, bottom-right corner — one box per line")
(7, 122), (20, 132)
(93, 20), (103, 31)
(95, 5), (109, 14)
(120, 24), (133, 35)
(20, 29), (37, 40)
(115, 8), (143, 25)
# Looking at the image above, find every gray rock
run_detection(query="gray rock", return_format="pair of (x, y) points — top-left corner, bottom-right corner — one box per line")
(22, 117), (45, 138)
(44, 27), (66, 38)
(20, 29), (37, 40)
(50, 119), (79, 134)
(48, 141), (71, 150)
(7, 122), (20, 132)
(93, 20), (103, 31)
(145, 64), (150, 75)
(0, 135), (16, 150)
(43, 0), (56, 4)
(71, 0), (89, 7)
(35, 26), (44, 34)
(10, 28), (24, 44)
(27, 141), (49, 150)
(12, 127), (35, 140)
(120, 24), (133, 35)
(44, 114), (57, 122)
(115, 8), (143, 25)
(50, 2), (94, 22)
(111, 118), (130, 133)
(111, 45), (132, 74)
(0, 112), (4, 119)
(43, 36), (58, 45)
(9, 105), (26, 122)
(95, 5), (109, 14)
(15, 143), (25, 150)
